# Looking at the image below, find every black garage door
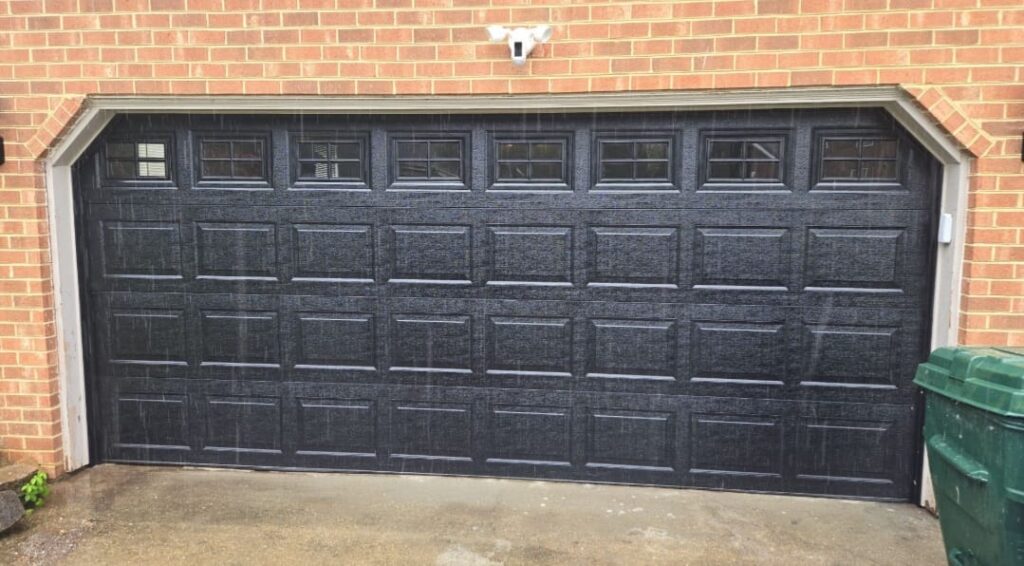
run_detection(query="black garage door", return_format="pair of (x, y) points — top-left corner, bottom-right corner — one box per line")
(75, 109), (939, 500)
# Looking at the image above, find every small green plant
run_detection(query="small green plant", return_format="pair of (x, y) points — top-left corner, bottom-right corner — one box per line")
(20, 471), (50, 513)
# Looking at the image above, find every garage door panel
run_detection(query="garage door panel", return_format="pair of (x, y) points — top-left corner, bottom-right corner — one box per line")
(485, 403), (574, 466)
(799, 305), (924, 390)
(585, 408), (677, 472)
(92, 294), (924, 406)
(197, 309), (281, 368)
(585, 226), (681, 288)
(804, 227), (906, 291)
(694, 227), (792, 289)
(101, 376), (191, 463)
(385, 224), (474, 285)
(689, 412), (786, 480)
(91, 293), (190, 380)
(85, 206), (186, 285)
(485, 225), (575, 287)
(789, 402), (915, 499)
(688, 320), (788, 385)
(94, 220), (185, 281)
(387, 314), (475, 377)
(83, 206), (929, 311)
(586, 318), (679, 382)
(193, 221), (279, 281)
(114, 393), (191, 453)
(97, 378), (913, 498)
(201, 395), (283, 453)
(292, 223), (376, 283)
(486, 316), (574, 378)
(106, 308), (189, 368)
(82, 111), (937, 499)
(83, 112), (935, 208)
(290, 393), (382, 469)
(294, 312), (377, 372)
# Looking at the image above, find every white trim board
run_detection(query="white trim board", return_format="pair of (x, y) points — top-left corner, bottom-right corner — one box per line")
(45, 87), (969, 509)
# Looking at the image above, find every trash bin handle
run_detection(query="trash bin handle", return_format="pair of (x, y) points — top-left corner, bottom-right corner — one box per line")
(1007, 487), (1024, 504)
(927, 436), (990, 484)
(948, 547), (972, 566)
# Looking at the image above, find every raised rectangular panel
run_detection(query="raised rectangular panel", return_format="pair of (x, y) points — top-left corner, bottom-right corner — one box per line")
(117, 394), (189, 449)
(390, 402), (472, 460)
(691, 322), (785, 384)
(390, 315), (472, 374)
(293, 224), (374, 282)
(487, 405), (571, 465)
(296, 399), (376, 456)
(109, 310), (187, 366)
(695, 228), (789, 288)
(296, 313), (375, 370)
(204, 396), (281, 452)
(586, 410), (674, 470)
(389, 225), (471, 284)
(587, 319), (676, 381)
(796, 418), (893, 482)
(195, 222), (277, 280)
(803, 325), (898, 387)
(690, 414), (782, 476)
(486, 226), (572, 286)
(587, 226), (679, 287)
(101, 221), (183, 279)
(487, 316), (572, 377)
(200, 310), (280, 367)
(804, 228), (904, 291)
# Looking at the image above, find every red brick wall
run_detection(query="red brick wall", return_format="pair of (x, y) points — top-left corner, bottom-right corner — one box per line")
(1, 0), (1023, 473)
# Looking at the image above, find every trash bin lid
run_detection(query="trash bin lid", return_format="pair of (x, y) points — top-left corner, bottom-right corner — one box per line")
(914, 347), (1024, 417)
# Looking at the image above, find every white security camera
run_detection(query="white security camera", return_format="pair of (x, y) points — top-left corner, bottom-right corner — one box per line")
(486, 25), (553, 66)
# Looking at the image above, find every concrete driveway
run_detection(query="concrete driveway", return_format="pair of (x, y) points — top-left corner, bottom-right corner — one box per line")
(0, 464), (944, 565)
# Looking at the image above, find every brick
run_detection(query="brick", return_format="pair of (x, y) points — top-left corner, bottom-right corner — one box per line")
(758, 35), (799, 50)
(801, 34), (843, 50)
(692, 19), (732, 35)
(989, 315), (1024, 330)
(714, 72), (756, 88)
(673, 2), (713, 17)
(890, 31), (933, 46)
(843, 32), (888, 48)
(630, 74), (672, 90)
(790, 70), (833, 85)
(757, 0), (799, 14)
(591, 4), (629, 20)
(610, 57), (651, 73)
(635, 2), (680, 18)
(712, 35), (761, 51)
(935, 29), (980, 45)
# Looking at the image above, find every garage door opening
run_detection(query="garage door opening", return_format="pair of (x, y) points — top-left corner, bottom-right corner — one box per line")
(72, 109), (941, 500)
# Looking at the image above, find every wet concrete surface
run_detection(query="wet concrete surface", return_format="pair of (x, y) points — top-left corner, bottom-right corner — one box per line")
(0, 464), (944, 565)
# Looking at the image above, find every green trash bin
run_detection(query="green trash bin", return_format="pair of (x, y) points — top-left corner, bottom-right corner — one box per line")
(914, 347), (1024, 566)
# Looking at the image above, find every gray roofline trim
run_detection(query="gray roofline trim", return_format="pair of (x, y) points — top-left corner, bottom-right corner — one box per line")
(51, 86), (965, 167)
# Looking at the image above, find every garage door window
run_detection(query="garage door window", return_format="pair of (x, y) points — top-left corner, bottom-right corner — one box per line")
(597, 138), (672, 183)
(704, 137), (784, 183)
(296, 140), (364, 182)
(819, 137), (899, 182)
(198, 137), (267, 181)
(394, 138), (464, 181)
(106, 140), (169, 180)
(494, 139), (567, 183)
